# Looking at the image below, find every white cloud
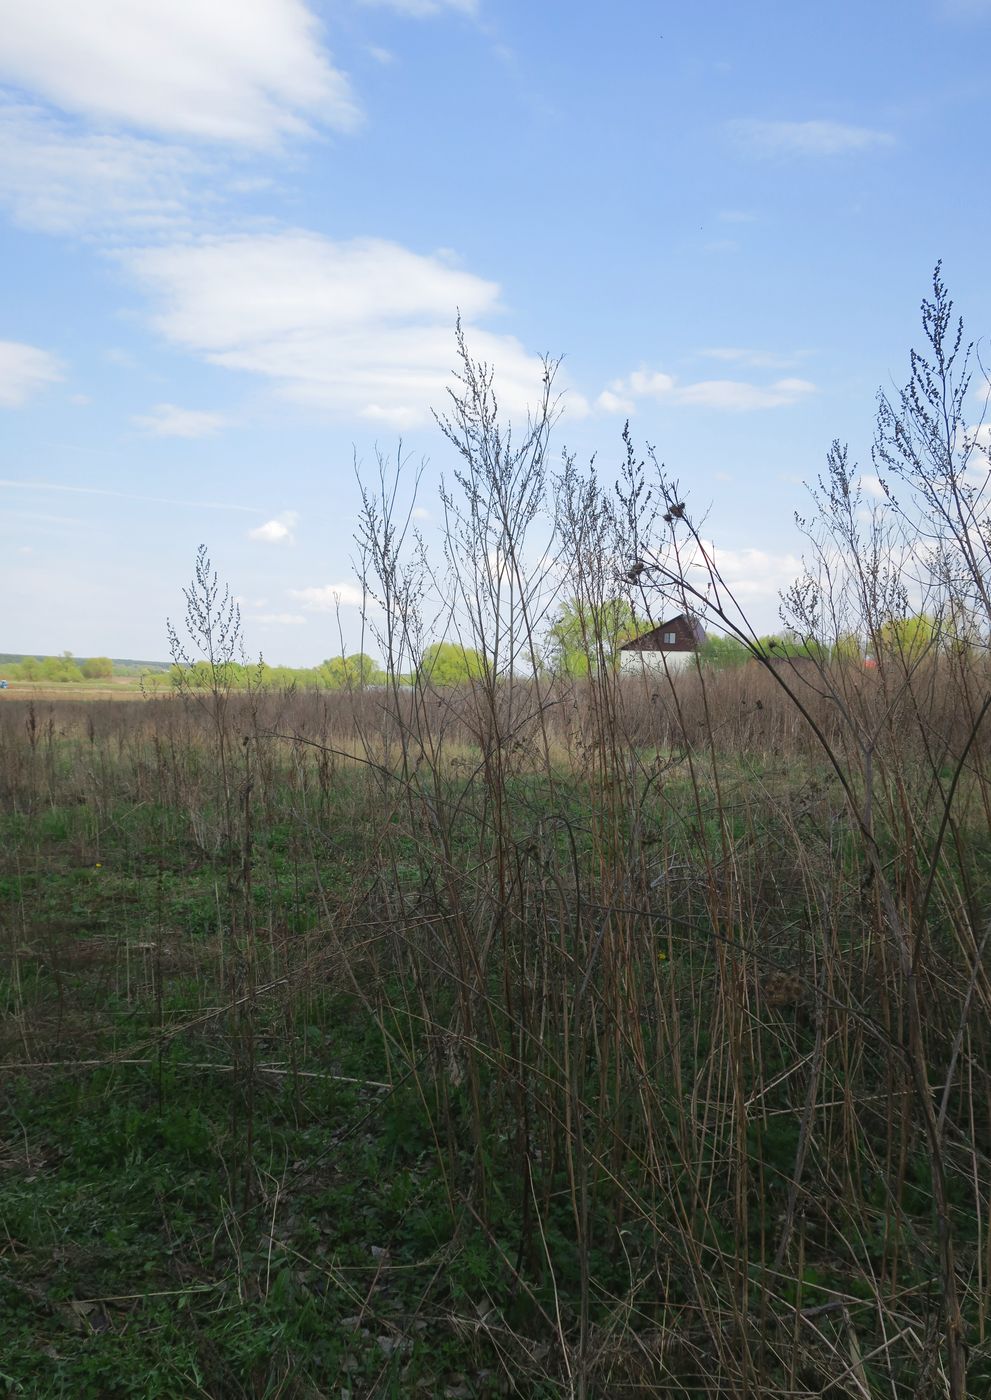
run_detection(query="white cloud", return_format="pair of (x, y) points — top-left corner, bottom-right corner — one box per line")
(125, 231), (584, 426)
(595, 389), (635, 415)
(133, 402), (229, 438)
(706, 546), (804, 601)
(257, 612), (306, 625)
(248, 511), (299, 543)
(857, 475), (888, 500)
(625, 369), (675, 397)
(289, 581), (365, 610)
(683, 541), (804, 604)
(599, 366), (815, 413)
(412, 505), (431, 520)
(676, 378), (815, 410)
(359, 0), (477, 16)
(0, 340), (62, 406)
(729, 119), (893, 157)
(0, 99), (202, 237)
(0, 0), (359, 145)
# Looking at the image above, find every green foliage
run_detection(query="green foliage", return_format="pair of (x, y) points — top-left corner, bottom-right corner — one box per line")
(4, 652), (86, 682)
(878, 612), (939, 662)
(166, 652), (387, 691)
(419, 640), (485, 685)
(318, 651), (385, 689)
(40, 651), (85, 682)
(832, 631), (863, 663)
(697, 631), (841, 670)
(81, 655), (114, 679)
(756, 632), (830, 661)
(547, 596), (637, 677)
(699, 633), (752, 670)
(2, 642), (386, 692)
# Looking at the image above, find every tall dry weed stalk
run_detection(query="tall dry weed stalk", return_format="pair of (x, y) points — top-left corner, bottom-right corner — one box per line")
(340, 275), (991, 1395)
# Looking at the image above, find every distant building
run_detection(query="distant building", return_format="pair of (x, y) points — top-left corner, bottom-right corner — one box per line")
(619, 613), (706, 676)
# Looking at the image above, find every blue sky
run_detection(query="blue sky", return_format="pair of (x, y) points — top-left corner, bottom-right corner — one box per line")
(1, 0), (989, 664)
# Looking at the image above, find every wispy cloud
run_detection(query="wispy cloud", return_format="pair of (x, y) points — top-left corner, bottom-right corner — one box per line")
(248, 511), (299, 543)
(0, 478), (260, 512)
(359, 0), (478, 17)
(0, 339), (62, 406)
(133, 402), (230, 438)
(126, 231), (587, 426)
(0, 99), (203, 238)
(288, 581), (364, 610)
(0, 0), (360, 145)
(698, 347), (804, 370)
(676, 378), (815, 410)
(729, 118), (893, 157)
(939, 0), (991, 17)
(599, 366), (815, 413)
(257, 612), (306, 625)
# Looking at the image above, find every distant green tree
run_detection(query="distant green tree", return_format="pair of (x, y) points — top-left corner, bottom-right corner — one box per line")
(699, 634), (751, 670)
(175, 658), (248, 689)
(830, 633), (863, 664)
(547, 598), (637, 677)
(878, 613), (938, 663)
(81, 656), (113, 679)
(40, 652), (84, 682)
(319, 653), (385, 689)
(419, 641), (485, 686)
(756, 633), (829, 662)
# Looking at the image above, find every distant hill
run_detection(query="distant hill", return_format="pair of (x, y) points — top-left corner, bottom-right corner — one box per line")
(0, 654), (172, 674)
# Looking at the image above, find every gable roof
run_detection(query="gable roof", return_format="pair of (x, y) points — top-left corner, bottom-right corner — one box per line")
(619, 612), (706, 652)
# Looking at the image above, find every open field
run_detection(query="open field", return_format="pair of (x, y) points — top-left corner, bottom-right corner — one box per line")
(2, 661), (991, 1398)
(0, 680), (171, 702)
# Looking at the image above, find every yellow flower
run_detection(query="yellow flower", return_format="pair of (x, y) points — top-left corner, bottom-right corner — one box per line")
(94, 863), (102, 869)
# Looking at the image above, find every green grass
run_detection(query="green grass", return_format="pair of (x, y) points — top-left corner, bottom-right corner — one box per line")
(3, 718), (991, 1396)
(0, 786), (558, 1397)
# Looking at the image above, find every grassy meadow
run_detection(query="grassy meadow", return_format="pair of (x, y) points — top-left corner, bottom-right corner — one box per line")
(2, 655), (991, 1398)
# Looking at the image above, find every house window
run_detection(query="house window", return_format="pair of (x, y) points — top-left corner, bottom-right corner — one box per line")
(663, 632), (676, 645)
